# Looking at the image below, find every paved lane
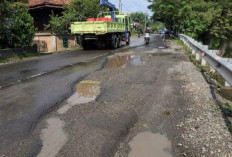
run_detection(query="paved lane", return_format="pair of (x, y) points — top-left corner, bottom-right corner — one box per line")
(0, 37), (142, 88)
(0, 36), (146, 156)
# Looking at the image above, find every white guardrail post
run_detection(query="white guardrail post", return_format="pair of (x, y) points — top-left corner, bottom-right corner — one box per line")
(179, 34), (232, 87)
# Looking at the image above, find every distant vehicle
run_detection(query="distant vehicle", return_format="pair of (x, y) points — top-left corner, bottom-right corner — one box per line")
(71, 0), (131, 50)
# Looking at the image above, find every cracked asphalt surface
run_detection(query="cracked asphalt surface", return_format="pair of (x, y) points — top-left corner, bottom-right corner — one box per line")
(1, 35), (231, 157)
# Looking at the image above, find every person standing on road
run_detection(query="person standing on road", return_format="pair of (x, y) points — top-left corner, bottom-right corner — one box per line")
(137, 29), (141, 38)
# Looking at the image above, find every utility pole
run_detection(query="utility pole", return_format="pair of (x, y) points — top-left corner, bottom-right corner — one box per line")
(145, 10), (147, 29)
(119, 0), (122, 14)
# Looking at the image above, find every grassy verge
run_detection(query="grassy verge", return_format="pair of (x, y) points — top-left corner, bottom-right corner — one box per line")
(0, 52), (43, 63)
(131, 31), (140, 37)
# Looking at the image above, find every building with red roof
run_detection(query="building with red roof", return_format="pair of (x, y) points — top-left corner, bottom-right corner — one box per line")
(28, 0), (76, 53)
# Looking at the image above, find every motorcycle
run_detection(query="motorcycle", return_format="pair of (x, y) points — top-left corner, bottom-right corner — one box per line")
(145, 33), (150, 45)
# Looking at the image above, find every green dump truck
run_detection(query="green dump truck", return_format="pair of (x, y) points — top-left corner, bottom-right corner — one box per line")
(71, 11), (131, 50)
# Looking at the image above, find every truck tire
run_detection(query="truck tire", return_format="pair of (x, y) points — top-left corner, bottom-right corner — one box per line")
(82, 40), (95, 50)
(111, 35), (117, 49)
(117, 36), (122, 48)
(82, 40), (90, 50)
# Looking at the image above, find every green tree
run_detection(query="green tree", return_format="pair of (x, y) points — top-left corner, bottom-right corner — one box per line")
(9, 4), (35, 48)
(148, 0), (232, 56)
(46, 0), (102, 34)
(0, 1), (35, 48)
(0, 0), (13, 48)
(131, 12), (148, 25)
(131, 11), (150, 32)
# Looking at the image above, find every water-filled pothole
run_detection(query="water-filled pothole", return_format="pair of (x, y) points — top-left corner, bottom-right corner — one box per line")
(58, 80), (100, 114)
(37, 118), (67, 157)
(128, 131), (173, 157)
(105, 54), (141, 68)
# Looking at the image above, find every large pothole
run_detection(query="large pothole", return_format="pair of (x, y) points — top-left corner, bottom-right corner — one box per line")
(128, 131), (173, 157)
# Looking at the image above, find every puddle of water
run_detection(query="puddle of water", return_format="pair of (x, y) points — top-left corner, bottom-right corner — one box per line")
(128, 55), (141, 67)
(37, 118), (67, 157)
(105, 54), (141, 68)
(58, 80), (100, 114)
(128, 131), (172, 157)
(106, 55), (131, 68)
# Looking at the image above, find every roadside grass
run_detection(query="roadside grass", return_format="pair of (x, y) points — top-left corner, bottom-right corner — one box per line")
(131, 31), (140, 37)
(163, 109), (172, 116)
(175, 39), (232, 133)
(224, 102), (232, 117)
(0, 52), (43, 63)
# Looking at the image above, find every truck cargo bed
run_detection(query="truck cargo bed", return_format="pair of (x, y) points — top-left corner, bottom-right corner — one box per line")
(71, 21), (125, 35)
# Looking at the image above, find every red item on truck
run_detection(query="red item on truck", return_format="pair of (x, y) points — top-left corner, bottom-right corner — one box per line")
(87, 18), (96, 21)
(95, 18), (113, 21)
(96, 18), (107, 21)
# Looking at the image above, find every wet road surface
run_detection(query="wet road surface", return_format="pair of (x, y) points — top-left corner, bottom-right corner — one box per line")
(0, 36), (152, 156)
(2, 34), (210, 157)
(1, 34), (231, 157)
(0, 38), (143, 88)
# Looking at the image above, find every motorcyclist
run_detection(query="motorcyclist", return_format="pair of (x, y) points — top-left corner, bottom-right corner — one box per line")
(144, 27), (151, 43)
(145, 27), (151, 34)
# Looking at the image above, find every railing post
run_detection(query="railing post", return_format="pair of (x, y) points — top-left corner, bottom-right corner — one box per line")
(196, 53), (200, 60)
(210, 66), (216, 73)
(201, 58), (207, 66)
(192, 49), (196, 55)
(225, 81), (230, 87)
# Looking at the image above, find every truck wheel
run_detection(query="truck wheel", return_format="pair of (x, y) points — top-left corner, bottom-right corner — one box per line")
(82, 40), (90, 50)
(111, 35), (117, 49)
(117, 36), (122, 48)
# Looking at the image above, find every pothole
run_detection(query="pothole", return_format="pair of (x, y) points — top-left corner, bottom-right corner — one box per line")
(128, 131), (173, 157)
(37, 118), (67, 157)
(105, 54), (141, 68)
(58, 80), (100, 114)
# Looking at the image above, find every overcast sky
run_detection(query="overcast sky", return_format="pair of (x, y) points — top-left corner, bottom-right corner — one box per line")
(108, 0), (153, 16)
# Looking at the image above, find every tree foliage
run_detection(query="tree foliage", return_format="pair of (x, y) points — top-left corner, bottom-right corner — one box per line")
(148, 0), (232, 56)
(0, 1), (35, 49)
(131, 11), (152, 32)
(46, 0), (103, 34)
(131, 12), (148, 25)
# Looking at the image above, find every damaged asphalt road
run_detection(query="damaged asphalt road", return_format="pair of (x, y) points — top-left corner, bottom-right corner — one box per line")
(1, 35), (232, 157)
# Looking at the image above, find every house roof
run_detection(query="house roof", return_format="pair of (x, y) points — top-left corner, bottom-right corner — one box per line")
(28, 0), (70, 8)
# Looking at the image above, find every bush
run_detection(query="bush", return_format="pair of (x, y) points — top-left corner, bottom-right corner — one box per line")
(0, 2), (35, 49)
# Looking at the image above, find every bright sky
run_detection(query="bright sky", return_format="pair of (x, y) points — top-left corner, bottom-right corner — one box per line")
(108, 0), (153, 16)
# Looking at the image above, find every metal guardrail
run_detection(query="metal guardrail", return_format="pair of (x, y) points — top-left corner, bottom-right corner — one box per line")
(179, 34), (232, 86)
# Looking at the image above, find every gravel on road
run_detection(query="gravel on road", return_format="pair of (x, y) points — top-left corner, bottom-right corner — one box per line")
(54, 40), (232, 156)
